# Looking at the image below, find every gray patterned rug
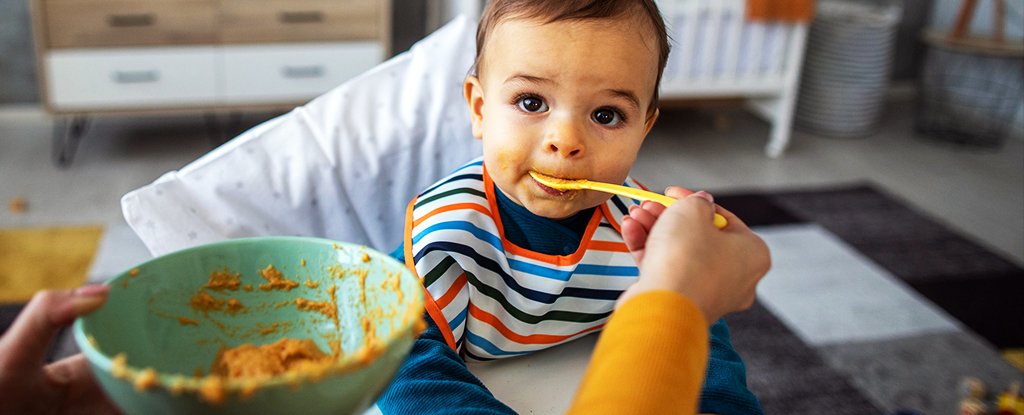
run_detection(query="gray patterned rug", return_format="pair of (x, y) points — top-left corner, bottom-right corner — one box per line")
(718, 184), (1023, 415)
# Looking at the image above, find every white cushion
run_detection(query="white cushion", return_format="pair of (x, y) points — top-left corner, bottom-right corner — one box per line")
(122, 15), (482, 256)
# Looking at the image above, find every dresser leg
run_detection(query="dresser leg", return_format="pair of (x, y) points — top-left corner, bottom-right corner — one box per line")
(52, 116), (90, 168)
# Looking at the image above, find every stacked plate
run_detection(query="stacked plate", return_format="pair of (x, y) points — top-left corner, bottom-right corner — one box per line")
(796, 1), (902, 138)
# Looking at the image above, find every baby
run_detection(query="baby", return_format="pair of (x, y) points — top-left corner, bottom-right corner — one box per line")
(381, 1), (763, 413)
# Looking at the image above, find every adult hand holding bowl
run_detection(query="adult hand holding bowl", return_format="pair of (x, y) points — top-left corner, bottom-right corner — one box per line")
(73, 237), (424, 415)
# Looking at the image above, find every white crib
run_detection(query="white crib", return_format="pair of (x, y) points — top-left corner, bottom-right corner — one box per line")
(657, 0), (810, 157)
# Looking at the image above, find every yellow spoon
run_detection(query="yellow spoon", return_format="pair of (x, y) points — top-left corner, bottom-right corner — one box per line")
(529, 171), (728, 229)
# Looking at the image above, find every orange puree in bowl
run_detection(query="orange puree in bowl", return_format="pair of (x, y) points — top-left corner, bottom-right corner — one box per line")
(190, 291), (224, 313)
(188, 291), (247, 317)
(258, 265), (299, 291)
(204, 270), (242, 291)
(211, 338), (335, 380)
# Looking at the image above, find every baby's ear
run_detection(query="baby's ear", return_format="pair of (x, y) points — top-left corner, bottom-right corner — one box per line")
(643, 108), (660, 136)
(464, 75), (485, 140)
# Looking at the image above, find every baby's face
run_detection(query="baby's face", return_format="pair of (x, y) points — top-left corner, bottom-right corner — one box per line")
(466, 16), (660, 220)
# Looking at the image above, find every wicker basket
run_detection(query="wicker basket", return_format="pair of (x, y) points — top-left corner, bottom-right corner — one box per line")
(915, 31), (1023, 148)
(914, 0), (1024, 148)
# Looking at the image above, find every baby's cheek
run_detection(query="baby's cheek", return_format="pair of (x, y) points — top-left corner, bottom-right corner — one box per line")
(495, 151), (511, 172)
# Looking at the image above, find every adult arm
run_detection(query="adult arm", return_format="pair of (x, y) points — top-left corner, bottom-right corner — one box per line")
(568, 190), (770, 415)
(567, 290), (708, 414)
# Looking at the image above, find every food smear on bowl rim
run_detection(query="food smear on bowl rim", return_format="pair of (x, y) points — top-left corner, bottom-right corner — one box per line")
(111, 353), (129, 379)
(198, 375), (226, 404)
(258, 322), (282, 336)
(227, 299), (246, 314)
(294, 284), (339, 330)
(380, 271), (404, 304)
(258, 265), (299, 291)
(354, 268), (369, 304)
(167, 376), (187, 395)
(204, 269), (242, 291)
(189, 291), (226, 315)
(134, 368), (159, 391)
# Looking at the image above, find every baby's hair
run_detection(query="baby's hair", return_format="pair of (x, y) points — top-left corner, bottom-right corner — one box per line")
(473, 0), (670, 117)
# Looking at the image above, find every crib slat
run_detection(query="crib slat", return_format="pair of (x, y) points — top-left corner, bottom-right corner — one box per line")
(772, 25), (791, 77)
(676, 0), (700, 85)
(746, 22), (765, 79)
(723, 0), (744, 80)
(782, 23), (809, 88)
(762, 24), (778, 78)
(701, 2), (722, 82)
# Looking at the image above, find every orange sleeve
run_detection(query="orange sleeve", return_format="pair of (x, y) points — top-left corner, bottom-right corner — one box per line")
(567, 291), (709, 415)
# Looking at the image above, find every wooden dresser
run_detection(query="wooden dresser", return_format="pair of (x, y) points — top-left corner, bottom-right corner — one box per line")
(29, 0), (391, 165)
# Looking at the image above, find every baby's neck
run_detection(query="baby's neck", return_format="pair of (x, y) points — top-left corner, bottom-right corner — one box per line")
(493, 184), (595, 256)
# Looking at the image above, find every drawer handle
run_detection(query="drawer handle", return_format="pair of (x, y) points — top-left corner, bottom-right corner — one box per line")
(282, 66), (324, 79)
(106, 13), (155, 28)
(278, 11), (324, 24)
(112, 70), (159, 84)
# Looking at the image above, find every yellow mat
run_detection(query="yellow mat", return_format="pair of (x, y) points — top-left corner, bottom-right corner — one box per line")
(0, 226), (103, 303)
(1004, 349), (1024, 372)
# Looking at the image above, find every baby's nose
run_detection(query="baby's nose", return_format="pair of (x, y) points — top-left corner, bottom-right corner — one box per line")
(544, 118), (586, 158)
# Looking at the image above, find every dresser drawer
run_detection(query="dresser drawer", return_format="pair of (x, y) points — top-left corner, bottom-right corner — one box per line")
(221, 42), (382, 104)
(220, 0), (382, 43)
(46, 47), (218, 110)
(44, 0), (217, 48)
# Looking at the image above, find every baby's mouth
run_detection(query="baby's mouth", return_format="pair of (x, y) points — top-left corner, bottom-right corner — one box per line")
(530, 171), (575, 197)
(536, 180), (565, 196)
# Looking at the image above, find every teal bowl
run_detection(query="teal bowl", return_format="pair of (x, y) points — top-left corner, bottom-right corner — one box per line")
(73, 237), (424, 415)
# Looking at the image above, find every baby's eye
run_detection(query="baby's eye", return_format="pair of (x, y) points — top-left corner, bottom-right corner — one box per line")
(517, 96), (548, 113)
(592, 108), (622, 126)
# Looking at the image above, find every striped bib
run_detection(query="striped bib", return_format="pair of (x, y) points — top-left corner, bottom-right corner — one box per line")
(402, 158), (647, 360)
